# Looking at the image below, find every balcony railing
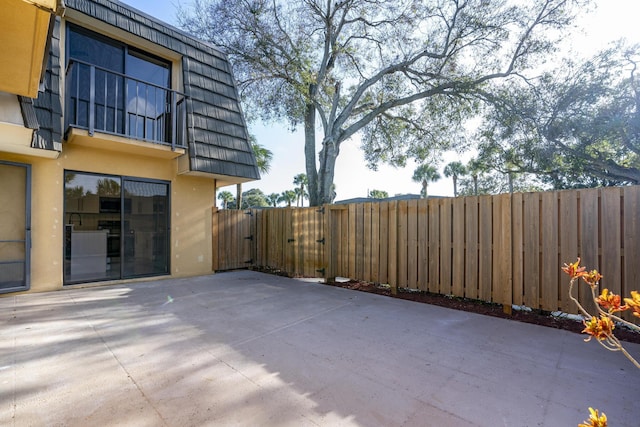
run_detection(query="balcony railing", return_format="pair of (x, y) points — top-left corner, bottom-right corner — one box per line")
(65, 59), (187, 150)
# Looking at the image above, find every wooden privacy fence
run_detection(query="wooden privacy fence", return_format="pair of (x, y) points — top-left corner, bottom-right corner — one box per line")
(212, 185), (640, 313)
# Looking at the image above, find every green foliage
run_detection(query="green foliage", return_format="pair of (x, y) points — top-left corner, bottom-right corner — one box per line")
(368, 189), (389, 199)
(475, 42), (640, 189)
(443, 161), (467, 197)
(278, 190), (297, 207)
(251, 138), (273, 175)
(266, 193), (279, 207)
(293, 173), (308, 207)
(240, 188), (269, 208)
(412, 164), (441, 199)
(217, 190), (235, 209)
(181, 0), (590, 204)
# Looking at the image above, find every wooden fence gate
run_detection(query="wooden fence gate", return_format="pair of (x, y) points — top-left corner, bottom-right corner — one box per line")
(212, 207), (254, 271)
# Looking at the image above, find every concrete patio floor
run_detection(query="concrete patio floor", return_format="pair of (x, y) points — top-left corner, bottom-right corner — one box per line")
(1, 270), (639, 426)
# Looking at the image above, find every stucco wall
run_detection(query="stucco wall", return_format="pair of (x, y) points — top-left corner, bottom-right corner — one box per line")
(0, 143), (215, 293)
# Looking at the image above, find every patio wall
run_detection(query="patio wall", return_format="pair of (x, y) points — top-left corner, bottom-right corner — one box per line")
(212, 185), (640, 313)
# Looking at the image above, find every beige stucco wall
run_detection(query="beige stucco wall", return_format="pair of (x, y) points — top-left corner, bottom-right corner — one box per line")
(0, 141), (215, 294)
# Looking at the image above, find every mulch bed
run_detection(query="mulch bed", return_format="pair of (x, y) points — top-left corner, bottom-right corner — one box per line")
(249, 266), (640, 344)
(324, 279), (640, 345)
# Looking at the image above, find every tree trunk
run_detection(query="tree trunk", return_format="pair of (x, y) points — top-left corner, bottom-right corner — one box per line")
(236, 183), (242, 209)
(304, 102), (320, 206)
(473, 175), (478, 196)
(453, 176), (458, 197)
(318, 136), (340, 205)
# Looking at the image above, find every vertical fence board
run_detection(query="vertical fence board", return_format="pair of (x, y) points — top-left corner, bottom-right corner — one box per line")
(465, 196), (479, 299)
(407, 200), (419, 289)
(379, 202), (389, 284)
(355, 203), (365, 280)
(478, 196), (493, 302)
(427, 199), (440, 293)
(397, 200), (409, 288)
(417, 199), (429, 291)
(492, 194), (512, 306)
(212, 208), (219, 271)
(364, 203), (373, 282)
(511, 193), (524, 306)
(340, 208), (349, 278)
(452, 198), (465, 297)
(348, 203), (357, 279)
(523, 193), (540, 309)
(601, 188), (622, 298)
(297, 209), (304, 276)
(388, 201), (398, 287)
(624, 186), (640, 298)
(559, 190), (579, 312)
(579, 188), (600, 313)
(440, 199), (453, 296)
(540, 192), (559, 311)
(371, 203), (380, 283)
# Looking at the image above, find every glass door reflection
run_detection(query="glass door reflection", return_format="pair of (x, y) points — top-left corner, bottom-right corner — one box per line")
(123, 180), (169, 277)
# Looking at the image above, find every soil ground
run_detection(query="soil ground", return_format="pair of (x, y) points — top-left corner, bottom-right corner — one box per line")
(324, 278), (640, 345)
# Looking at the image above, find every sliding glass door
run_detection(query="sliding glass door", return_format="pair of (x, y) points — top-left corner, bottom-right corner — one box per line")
(64, 171), (169, 284)
(123, 180), (169, 277)
(0, 162), (30, 293)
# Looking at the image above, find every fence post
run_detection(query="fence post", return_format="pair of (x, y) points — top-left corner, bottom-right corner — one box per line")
(212, 207), (219, 272)
(324, 204), (335, 282)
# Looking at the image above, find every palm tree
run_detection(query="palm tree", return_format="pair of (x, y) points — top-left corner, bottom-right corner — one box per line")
(266, 193), (279, 207)
(294, 187), (308, 206)
(236, 139), (274, 209)
(443, 161), (467, 197)
(278, 190), (297, 207)
(252, 140), (273, 175)
(466, 158), (485, 196)
(412, 164), (440, 199)
(217, 191), (235, 209)
(293, 173), (308, 207)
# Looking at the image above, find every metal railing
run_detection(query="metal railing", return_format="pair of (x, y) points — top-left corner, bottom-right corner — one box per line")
(65, 59), (187, 150)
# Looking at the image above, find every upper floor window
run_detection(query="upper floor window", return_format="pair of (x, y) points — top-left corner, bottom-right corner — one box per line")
(65, 25), (185, 147)
(67, 25), (170, 89)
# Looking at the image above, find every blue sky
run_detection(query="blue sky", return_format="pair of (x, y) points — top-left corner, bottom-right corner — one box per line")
(122, 0), (640, 200)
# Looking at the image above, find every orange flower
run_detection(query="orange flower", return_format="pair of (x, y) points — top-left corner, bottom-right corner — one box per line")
(562, 258), (586, 279)
(596, 289), (627, 313)
(582, 315), (614, 341)
(624, 290), (640, 318)
(578, 407), (607, 427)
(581, 269), (603, 287)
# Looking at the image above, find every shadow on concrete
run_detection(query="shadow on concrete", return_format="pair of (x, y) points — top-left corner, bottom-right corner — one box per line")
(2, 270), (640, 426)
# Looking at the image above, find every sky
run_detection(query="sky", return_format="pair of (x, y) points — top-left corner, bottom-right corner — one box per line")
(122, 0), (640, 201)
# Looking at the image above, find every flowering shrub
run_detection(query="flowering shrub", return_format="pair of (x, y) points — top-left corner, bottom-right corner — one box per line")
(578, 407), (607, 427)
(562, 258), (640, 427)
(561, 258), (640, 367)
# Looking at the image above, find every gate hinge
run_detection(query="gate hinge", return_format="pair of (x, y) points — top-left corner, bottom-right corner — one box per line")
(316, 207), (325, 214)
(244, 210), (253, 216)
(287, 238), (295, 243)
(316, 268), (326, 275)
(245, 235), (253, 240)
(316, 237), (325, 244)
(244, 259), (253, 264)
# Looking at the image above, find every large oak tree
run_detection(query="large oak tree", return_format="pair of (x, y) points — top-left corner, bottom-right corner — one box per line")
(180, 0), (588, 205)
(475, 42), (640, 189)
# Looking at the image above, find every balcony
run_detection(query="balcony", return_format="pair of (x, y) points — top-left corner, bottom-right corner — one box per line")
(65, 59), (187, 157)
